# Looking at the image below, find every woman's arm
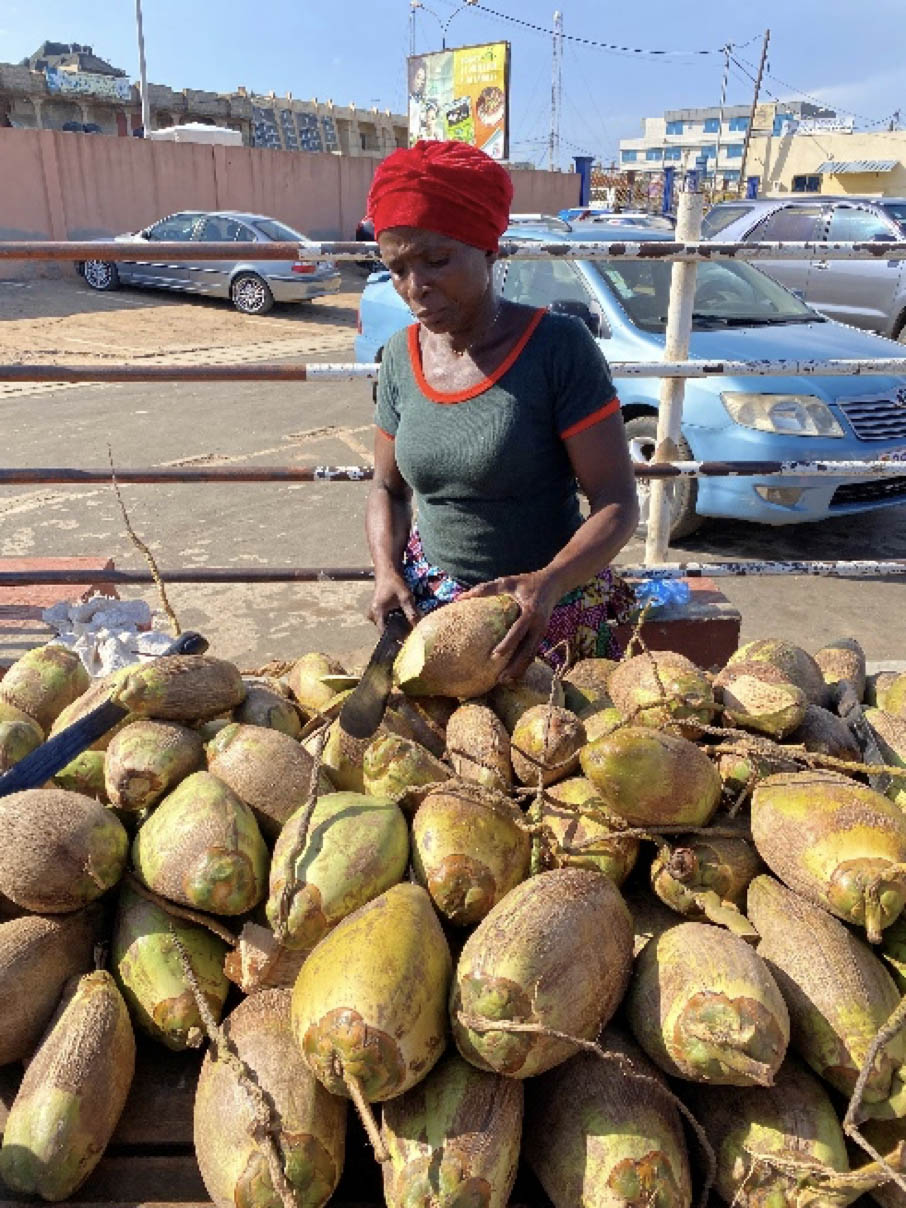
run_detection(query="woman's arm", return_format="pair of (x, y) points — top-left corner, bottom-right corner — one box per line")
(461, 409), (639, 679)
(365, 431), (421, 627)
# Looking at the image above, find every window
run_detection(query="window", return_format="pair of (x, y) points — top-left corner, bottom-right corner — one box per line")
(621, 149), (637, 163)
(703, 117), (720, 133)
(721, 170), (741, 183)
(726, 143), (744, 158)
(197, 217), (255, 242)
(791, 175), (821, 193)
(701, 204), (755, 239)
(146, 214), (200, 241)
(663, 146), (682, 162)
(827, 207), (897, 242)
(773, 113), (793, 135)
(646, 147), (663, 161)
(665, 120), (684, 135)
(728, 116), (749, 132)
(700, 145), (717, 160)
(501, 258), (590, 309)
(881, 202), (906, 234)
(751, 206), (826, 242)
(253, 218), (306, 242)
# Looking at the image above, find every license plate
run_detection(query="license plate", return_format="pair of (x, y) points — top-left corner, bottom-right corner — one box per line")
(880, 448), (906, 463)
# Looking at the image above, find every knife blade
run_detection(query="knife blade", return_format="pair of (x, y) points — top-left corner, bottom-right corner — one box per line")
(338, 608), (412, 740)
(0, 630), (209, 798)
(834, 681), (891, 796)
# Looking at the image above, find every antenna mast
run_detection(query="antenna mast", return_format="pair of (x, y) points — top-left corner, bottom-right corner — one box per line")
(549, 10), (563, 170)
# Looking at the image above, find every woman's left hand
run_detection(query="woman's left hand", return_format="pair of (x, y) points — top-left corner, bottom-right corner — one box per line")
(458, 571), (561, 684)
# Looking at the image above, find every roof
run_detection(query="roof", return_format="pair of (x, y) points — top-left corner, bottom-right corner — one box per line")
(816, 160), (898, 175)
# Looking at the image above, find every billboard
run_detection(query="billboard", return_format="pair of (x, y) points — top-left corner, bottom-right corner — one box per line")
(408, 42), (510, 161)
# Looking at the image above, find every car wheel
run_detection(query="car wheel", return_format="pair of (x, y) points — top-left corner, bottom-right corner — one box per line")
(897, 323), (906, 345)
(82, 260), (119, 291)
(624, 414), (702, 541)
(230, 273), (274, 315)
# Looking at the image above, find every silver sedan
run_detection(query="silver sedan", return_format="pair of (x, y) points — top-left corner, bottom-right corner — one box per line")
(79, 210), (341, 315)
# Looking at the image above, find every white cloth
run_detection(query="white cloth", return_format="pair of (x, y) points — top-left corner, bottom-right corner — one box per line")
(41, 596), (174, 677)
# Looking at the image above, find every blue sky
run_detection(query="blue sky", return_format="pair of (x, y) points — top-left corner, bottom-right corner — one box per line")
(1, 0), (902, 166)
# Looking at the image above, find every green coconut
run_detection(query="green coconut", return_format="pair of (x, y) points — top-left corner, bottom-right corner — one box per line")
(865, 708), (906, 809)
(381, 1052), (523, 1208)
(607, 650), (716, 734)
(207, 722), (324, 839)
(524, 1029), (693, 1208)
(362, 733), (451, 813)
(510, 704), (586, 787)
(112, 881), (230, 1050)
(266, 791), (409, 951)
(626, 920), (789, 1086)
(580, 725), (721, 827)
(0, 699), (43, 736)
(195, 988), (347, 1208)
(749, 874), (906, 1119)
(0, 643), (89, 732)
(0, 718), (42, 772)
(814, 637), (867, 701)
(489, 658), (565, 733)
(872, 672), (902, 711)
(104, 719), (205, 811)
(445, 702), (512, 793)
(750, 769), (906, 942)
(540, 777), (639, 885)
(287, 652), (355, 713)
(394, 596), (521, 698)
(714, 733), (800, 800)
(0, 788), (127, 912)
(560, 657), (618, 718)
(53, 748), (107, 799)
(715, 660), (808, 739)
(451, 868), (633, 1079)
(727, 638), (829, 706)
(650, 823), (762, 936)
(234, 680), (303, 737)
(132, 770), (268, 916)
(0, 970), (135, 1202)
(882, 673), (906, 721)
(692, 1059), (903, 1208)
(0, 908), (99, 1066)
(582, 705), (624, 742)
(112, 654), (246, 722)
(49, 674), (138, 751)
(291, 882), (452, 1102)
(411, 783), (530, 925)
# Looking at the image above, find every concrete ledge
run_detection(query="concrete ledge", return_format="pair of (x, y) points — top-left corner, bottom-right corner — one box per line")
(612, 577), (741, 671)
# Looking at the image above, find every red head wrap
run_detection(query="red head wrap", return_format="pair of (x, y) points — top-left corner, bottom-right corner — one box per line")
(367, 140), (514, 253)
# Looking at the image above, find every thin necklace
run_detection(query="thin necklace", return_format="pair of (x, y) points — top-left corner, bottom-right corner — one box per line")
(451, 298), (502, 357)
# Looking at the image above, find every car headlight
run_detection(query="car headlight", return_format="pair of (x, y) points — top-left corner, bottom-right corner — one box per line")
(720, 392), (844, 437)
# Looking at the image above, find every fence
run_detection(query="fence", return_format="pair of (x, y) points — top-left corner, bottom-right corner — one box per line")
(3, 205), (906, 592)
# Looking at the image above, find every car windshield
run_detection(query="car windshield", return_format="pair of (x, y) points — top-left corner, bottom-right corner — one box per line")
(700, 204), (756, 238)
(880, 202), (906, 233)
(589, 257), (820, 332)
(252, 218), (307, 242)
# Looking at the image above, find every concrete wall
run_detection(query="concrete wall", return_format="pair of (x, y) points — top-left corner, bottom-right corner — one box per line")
(752, 130), (906, 196)
(0, 128), (580, 275)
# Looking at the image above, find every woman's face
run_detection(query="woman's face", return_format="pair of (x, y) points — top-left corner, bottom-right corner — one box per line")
(412, 65), (427, 94)
(378, 227), (494, 335)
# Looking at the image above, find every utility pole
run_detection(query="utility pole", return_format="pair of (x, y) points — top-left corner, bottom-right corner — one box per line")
(712, 44), (731, 198)
(409, 0), (417, 56)
(737, 28), (770, 196)
(549, 10), (563, 171)
(135, 0), (151, 136)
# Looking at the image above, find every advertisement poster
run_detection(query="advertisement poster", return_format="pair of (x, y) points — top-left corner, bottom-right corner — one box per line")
(408, 42), (510, 161)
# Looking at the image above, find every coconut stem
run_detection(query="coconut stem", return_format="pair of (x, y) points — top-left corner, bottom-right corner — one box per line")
(342, 1067), (389, 1163)
(456, 1011), (715, 1208)
(125, 872), (238, 947)
(272, 724), (329, 946)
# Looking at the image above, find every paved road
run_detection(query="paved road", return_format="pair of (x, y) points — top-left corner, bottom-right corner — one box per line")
(2, 276), (906, 670)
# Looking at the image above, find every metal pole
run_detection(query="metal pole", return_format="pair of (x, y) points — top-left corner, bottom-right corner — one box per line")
(643, 180), (704, 565)
(409, 0), (417, 56)
(549, 11), (562, 171)
(737, 28), (770, 196)
(713, 45), (730, 197)
(135, 0), (151, 136)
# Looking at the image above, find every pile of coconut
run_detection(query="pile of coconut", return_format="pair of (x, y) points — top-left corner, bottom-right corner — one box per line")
(2, 594), (906, 1208)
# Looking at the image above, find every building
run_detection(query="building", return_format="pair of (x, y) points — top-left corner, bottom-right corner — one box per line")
(0, 41), (407, 156)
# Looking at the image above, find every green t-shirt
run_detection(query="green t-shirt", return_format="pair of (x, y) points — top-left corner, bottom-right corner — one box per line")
(375, 307), (619, 587)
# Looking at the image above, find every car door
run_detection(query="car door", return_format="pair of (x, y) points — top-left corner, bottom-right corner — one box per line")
(499, 256), (603, 333)
(743, 204), (829, 296)
(130, 213), (202, 288)
(190, 217), (257, 296)
(806, 205), (903, 333)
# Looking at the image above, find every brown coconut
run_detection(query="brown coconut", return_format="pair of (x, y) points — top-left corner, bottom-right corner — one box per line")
(608, 650), (716, 734)
(489, 658), (565, 732)
(445, 702), (512, 793)
(0, 788), (128, 912)
(194, 988), (347, 1208)
(394, 595), (520, 698)
(207, 722), (321, 839)
(883, 673), (906, 721)
(814, 636), (867, 700)
(726, 638), (828, 706)
(54, 748), (108, 800)
(510, 704), (586, 786)
(49, 673), (136, 750)
(234, 680), (303, 737)
(0, 719), (42, 772)
(361, 733), (451, 814)
(112, 654), (246, 722)
(560, 657), (618, 717)
(715, 660), (808, 738)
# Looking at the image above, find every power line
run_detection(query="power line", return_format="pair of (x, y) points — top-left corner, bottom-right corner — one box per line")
(733, 53), (890, 127)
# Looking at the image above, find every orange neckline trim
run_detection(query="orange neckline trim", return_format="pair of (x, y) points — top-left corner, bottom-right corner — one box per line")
(408, 308), (546, 404)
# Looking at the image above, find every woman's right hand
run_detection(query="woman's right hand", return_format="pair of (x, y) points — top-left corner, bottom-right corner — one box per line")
(368, 571), (420, 629)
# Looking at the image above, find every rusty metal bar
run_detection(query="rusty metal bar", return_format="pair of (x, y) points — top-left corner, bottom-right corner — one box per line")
(2, 559), (905, 587)
(4, 239), (906, 263)
(3, 357), (906, 384)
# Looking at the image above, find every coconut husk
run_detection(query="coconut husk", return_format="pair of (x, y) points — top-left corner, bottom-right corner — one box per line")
(0, 699), (43, 737)
(362, 733), (451, 814)
(715, 660), (808, 738)
(815, 637), (867, 701)
(286, 651), (353, 712)
(105, 719), (204, 811)
(726, 638), (829, 706)
(54, 748), (108, 800)
(539, 776), (639, 885)
(881, 674), (906, 721)
(208, 722), (320, 839)
(234, 681), (303, 737)
(0, 719), (42, 772)
(866, 709), (906, 809)
(561, 657), (617, 717)
(446, 702), (512, 792)
(651, 821), (762, 931)
(223, 921), (308, 993)
(394, 595), (520, 699)
(0, 643), (90, 732)
(113, 654), (246, 722)
(608, 649), (716, 735)
(488, 658), (565, 733)
(510, 704), (586, 787)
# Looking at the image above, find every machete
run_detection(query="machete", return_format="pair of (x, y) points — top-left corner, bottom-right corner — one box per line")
(0, 630), (208, 798)
(338, 608), (411, 740)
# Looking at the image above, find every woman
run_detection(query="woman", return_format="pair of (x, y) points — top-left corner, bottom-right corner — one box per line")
(365, 140), (639, 684)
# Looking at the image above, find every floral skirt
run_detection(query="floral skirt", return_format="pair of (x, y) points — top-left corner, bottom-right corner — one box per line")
(401, 529), (637, 669)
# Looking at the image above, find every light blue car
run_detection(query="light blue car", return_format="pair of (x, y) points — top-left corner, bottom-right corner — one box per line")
(354, 224), (906, 538)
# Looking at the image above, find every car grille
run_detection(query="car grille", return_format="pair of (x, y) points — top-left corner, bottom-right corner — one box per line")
(832, 475), (906, 505)
(837, 398), (906, 441)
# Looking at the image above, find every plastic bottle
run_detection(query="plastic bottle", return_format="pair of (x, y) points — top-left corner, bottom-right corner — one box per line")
(634, 579), (692, 609)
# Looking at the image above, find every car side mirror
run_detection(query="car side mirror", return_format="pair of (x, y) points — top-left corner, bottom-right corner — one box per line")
(140, 229), (151, 239)
(547, 299), (604, 337)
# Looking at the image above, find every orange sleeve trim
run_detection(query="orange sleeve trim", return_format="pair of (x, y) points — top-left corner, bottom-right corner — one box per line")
(375, 426), (395, 441)
(408, 308), (546, 404)
(560, 395), (621, 440)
